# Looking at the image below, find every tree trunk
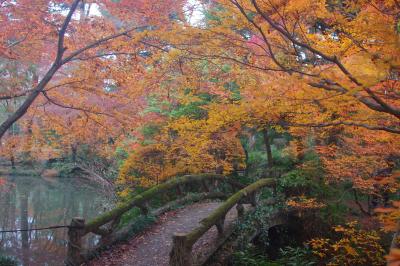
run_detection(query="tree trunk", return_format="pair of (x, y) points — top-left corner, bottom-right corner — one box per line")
(240, 136), (250, 177)
(10, 155), (15, 169)
(353, 189), (371, 216)
(71, 144), (78, 163)
(263, 128), (273, 169)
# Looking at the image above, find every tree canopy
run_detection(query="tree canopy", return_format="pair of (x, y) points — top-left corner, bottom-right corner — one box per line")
(0, 0), (399, 264)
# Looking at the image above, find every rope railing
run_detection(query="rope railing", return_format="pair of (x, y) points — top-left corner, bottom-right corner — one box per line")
(0, 225), (77, 233)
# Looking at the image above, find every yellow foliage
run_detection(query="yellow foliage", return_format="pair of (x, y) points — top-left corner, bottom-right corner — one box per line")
(375, 200), (400, 232)
(286, 196), (326, 210)
(309, 221), (385, 266)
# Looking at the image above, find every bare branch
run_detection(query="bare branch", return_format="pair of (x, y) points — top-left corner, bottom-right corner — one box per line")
(0, 91), (30, 100)
(308, 80), (400, 117)
(230, 0), (291, 73)
(287, 121), (400, 134)
(71, 52), (137, 61)
(41, 91), (114, 118)
(61, 27), (141, 64)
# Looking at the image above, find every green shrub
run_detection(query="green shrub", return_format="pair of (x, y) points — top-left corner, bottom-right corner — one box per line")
(116, 214), (157, 242)
(127, 215), (156, 236)
(279, 170), (311, 189)
(118, 207), (141, 228)
(276, 246), (316, 266)
(0, 256), (17, 266)
(232, 248), (278, 266)
(232, 246), (316, 266)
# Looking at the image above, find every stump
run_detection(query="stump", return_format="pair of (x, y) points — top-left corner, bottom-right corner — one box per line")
(170, 233), (193, 266)
(66, 217), (85, 266)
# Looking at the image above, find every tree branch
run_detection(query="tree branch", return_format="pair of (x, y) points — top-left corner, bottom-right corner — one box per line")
(0, 1), (142, 140)
(287, 121), (400, 134)
(56, 0), (81, 64)
(0, 0), (82, 139)
(245, 0), (400, 119)
(61, 27), (141, 64)
(41, 91), (114, 118)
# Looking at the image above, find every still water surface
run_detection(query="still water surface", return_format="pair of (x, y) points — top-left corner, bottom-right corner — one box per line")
(0, 175), (113, 265)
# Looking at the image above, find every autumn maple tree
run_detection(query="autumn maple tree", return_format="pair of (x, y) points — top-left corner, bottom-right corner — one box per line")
(1, 0), (399, 264)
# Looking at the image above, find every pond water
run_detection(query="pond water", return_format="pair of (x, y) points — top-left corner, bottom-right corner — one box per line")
(0, 175), (114, 266)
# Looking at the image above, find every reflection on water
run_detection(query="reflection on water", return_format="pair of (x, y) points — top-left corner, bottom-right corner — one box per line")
(0, 175), (113, 266)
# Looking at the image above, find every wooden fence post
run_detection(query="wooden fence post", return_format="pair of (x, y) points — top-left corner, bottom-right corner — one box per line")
(66, 217), (85, 266)
(215, 215), (225, 235)
(236, 203), (245, 222)
(201, 180), (210, 192)
(170, 233), (192, 266)
(250, 192), (258, 207)
(176, 184), (183, 195)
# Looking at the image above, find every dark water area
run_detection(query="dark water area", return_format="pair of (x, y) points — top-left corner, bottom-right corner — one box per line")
(0, 175), (113, 266)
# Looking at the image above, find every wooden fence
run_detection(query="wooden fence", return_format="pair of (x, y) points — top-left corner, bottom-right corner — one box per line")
(169, 178), (276, 266)
(65, 174), (246, 265)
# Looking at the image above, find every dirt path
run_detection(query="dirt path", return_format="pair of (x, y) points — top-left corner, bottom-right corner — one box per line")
(88, 202), (238, 266)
